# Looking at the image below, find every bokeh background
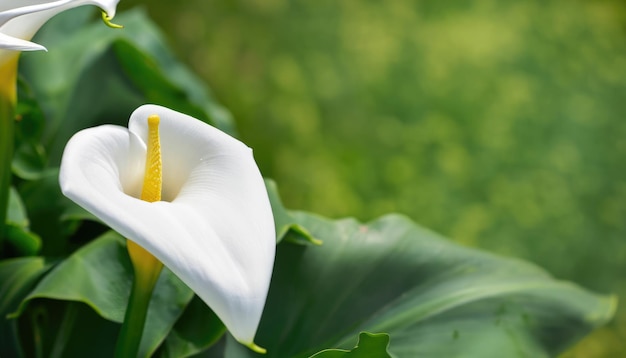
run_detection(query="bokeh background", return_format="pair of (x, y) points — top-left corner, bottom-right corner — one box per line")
(118, 1), (626, 356)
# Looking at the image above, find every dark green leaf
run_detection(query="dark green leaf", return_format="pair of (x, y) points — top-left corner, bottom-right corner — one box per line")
(18, 170), (81, 255)
(4, 188), (41, 256)
(17, 169), (102, 256)
(309, 332), (392, 358)
(56, 302), (121, 357)
(159, 295), (226, 358)
(12, 231), (195, 357)
(12, 78), (48, 180)
(16, 300), (120, 358)
(226, 213), (615, 358)
(3, 225), (41, 257)
(10, 231), (133, 320)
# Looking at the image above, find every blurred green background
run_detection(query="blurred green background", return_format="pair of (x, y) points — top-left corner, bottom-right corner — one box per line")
(118, 0), (626, 356)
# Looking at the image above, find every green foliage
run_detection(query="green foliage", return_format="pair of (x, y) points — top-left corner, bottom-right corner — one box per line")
(4, 188), (41, 256)
(11, 232), (199, 357)
(13, 79), (47, 181)
(119, 0), (626, 355)
(0, 5), (617, 358)
(309, 332), (392, 358)
(20, 7), (235, 166)
(157, 295), (225, 358)
(0, 257), (51, 357)
(223, 213), (614, 358)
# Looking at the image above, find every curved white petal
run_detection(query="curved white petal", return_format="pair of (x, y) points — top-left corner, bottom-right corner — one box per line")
(0, 1), (82, 25)
(0, 0), (119, 64)
(59, 105), (276, 345)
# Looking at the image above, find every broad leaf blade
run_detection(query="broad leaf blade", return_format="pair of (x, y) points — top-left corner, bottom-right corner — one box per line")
(12, 231), (195, 358)
(229, 213), (615, 357)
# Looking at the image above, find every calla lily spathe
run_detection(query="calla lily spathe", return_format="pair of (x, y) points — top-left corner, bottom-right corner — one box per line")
(0, 0), (119, 66)
(59, 105), (276, 346)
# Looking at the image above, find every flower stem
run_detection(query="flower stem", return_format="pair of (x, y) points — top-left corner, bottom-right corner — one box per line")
(0, 94), (13, 244)
(115, 241), (163, 358)
(0, 56), (18, 245)
(115, 114), (164, 357)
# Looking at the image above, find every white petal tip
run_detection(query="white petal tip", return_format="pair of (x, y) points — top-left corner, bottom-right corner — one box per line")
(0, 34), (47, 53)
(16, 45), (46, 53)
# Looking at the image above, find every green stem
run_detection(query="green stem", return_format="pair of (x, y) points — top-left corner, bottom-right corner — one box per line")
(49, 303), (78, 358)
(0, 56), (18, 247)
(0, 82), (15, 245)
(115, 251), (162, 358)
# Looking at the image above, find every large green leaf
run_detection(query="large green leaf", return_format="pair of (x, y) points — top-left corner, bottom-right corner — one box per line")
(223, 213), (615, 358)
(12, 231), (196, 357)
(309, 332), (393, 358)
(18, 170), (85, 256)
(19, 7), (235, 165)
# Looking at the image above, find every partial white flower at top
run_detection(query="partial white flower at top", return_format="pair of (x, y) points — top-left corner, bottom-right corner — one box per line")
(0, 0), (120, 66)
(59, 104), (276, 349)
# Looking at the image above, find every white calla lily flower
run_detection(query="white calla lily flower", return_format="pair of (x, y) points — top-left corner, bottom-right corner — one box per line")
(59, 104), (276, 348)
(0, 0), (119, 66)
